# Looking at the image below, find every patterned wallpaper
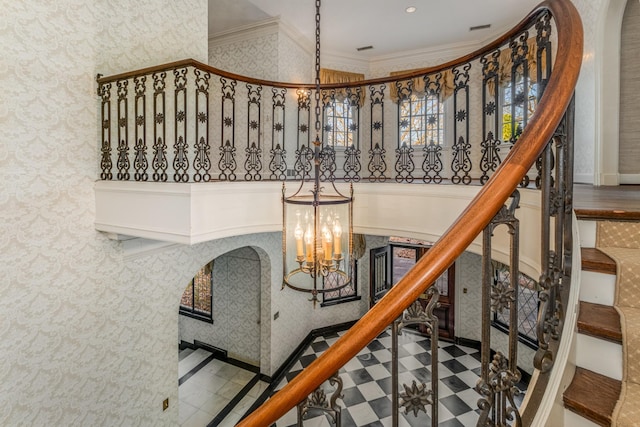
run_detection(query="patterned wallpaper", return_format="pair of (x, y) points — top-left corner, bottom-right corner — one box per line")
(0, 1), (609, 424)
(209, 32), (279, 80)
(179, 247), (262, 365)
(0, 0), (211, 425)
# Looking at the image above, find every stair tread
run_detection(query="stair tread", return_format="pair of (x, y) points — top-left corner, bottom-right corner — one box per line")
(575, 208), (640, 222)
(578, 301), (622, 343)
(564, 367), (621, 426)
(582, 247), (617, 275)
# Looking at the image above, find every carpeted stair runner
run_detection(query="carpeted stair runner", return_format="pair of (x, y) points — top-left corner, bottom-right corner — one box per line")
(596, 221), (640, 426)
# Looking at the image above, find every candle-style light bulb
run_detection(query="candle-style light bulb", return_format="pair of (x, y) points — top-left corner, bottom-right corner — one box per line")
(294, 222), (304, 258)
(304, 224), (313, 263)
(333, 220), (342, 256)
(323, 227), (332, 261)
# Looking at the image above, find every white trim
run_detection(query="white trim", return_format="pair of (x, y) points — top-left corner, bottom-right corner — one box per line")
(208, 17), (280, 46)
(594, 0), (627, 185)
(574, 172), (595, 185)
(530, 212), (582, 426)
(620, 173), (640, 184)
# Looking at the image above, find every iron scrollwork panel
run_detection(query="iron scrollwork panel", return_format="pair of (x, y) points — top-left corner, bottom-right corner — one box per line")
(133, 76), (148, 181)
(297, 372), (344, 426)
(219, 77), (237, 181)
(295, 89), (312, 180)
(392, 288), (440, 427)
(98, 81), (113, 180)
(451, 63), (472, 185)
(368, 84), (387, 182)
(270, 88), (287, 180)
(116, 80), (130, 181)
(173, 68), (189, 182)
(152, 71), (168, 182)
(193, 69), (212, 182)
(477, 191), (523, 426)
(245, 84), (263, 181)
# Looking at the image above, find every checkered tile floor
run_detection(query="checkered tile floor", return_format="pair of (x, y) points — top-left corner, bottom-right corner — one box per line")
(273, 329), (528, 426)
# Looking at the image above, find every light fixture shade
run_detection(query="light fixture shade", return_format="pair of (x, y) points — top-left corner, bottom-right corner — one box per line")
(282, 183), (354, 306)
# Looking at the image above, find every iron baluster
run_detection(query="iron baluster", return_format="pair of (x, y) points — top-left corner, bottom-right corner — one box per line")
(368, 84), (387, 182)
(245, 84), (263, 181)
(477, 191), (522, 427)
(98, 81), (113, 180)
(116, 80), (130, 181)
(343, 87), (362, 182)
(270, 88), (287, 180)
(295, 89), (312, 180)
(152, 71), (168, 182)
(420, 74), (443, 183)
(392, 288), (440, 427)
(451, 63), (472, 185)
(219, 77), (237, 181)
(296, 372), (343, 426)
(133, 76), (148, 181)
(193, 69), (211, 182)
(480, 50), (502, 185)
(395, 79), (416, 183)
(173, 68), (189, 182)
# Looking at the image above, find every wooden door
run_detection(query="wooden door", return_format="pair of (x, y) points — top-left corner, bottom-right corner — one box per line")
(390, 244), (456, 341)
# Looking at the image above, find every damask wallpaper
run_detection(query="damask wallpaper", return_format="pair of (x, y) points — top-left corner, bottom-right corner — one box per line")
(0, 0), (614, 424)
(179, 247), (262, 365)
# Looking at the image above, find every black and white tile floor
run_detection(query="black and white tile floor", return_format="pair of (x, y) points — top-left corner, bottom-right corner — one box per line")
(179, 328), (528, 427)
(272, 329), (528, 427)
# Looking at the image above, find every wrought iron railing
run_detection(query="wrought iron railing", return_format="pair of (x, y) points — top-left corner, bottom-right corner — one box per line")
(97, 0), (582, 425)
(97, 9), (552, 188)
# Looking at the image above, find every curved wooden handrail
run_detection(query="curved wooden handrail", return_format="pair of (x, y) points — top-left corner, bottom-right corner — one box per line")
(236, 0), (583, 425)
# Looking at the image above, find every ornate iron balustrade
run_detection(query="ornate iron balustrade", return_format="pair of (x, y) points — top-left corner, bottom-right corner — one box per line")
(97, 9), (552, 188)
(96, 0), (581, 425)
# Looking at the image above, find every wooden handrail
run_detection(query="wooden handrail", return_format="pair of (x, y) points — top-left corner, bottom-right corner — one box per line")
(236, 0), (583, 425)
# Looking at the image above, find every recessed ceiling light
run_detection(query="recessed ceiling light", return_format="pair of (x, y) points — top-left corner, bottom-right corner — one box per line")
(405, 6), (417, 13)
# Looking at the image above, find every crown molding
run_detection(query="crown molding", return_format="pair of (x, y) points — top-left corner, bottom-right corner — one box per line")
(209, 17), (281, 47)
(209, 16), (313, 56)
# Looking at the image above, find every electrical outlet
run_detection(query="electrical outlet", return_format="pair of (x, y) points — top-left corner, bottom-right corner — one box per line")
(163, 398), (169, 411)
(463, 287), (468, 294)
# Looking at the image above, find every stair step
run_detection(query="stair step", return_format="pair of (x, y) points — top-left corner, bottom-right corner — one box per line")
(575, 208), (640, 222)
(582, 247), (617, 275)
(564, 367), (621, 426)
(580, 270), (617, 306)
(578, 301), (622, 343)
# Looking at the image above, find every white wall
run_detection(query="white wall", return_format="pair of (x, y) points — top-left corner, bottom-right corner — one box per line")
(179, 247), (263, 365)
(0, 1), (210, 425)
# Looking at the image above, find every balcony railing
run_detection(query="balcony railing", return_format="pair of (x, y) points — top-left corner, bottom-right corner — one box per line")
(97, 0), (583, 425)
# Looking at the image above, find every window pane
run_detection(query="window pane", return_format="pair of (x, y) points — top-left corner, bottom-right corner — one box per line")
(392, 246), (416, 284)
(193, 267), (212, 314)
(399, 94), (443, 146)
(180, 282), (193, 309)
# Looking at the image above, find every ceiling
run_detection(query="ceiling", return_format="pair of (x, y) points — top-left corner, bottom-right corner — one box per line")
(209, 0), (542, 59)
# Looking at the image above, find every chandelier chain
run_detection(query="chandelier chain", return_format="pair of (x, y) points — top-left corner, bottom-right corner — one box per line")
(314, 0), (321, 140)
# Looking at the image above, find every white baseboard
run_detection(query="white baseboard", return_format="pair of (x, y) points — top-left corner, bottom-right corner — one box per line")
(574, 173), (594, 185)
(599, 173), (620, 186)
(620, 174), (640, 184)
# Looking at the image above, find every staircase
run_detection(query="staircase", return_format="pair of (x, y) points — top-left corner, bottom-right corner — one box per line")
(563, 206), (640, 426)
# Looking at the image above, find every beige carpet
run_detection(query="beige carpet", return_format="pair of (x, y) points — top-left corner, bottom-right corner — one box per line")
(596, 221), (640, 426)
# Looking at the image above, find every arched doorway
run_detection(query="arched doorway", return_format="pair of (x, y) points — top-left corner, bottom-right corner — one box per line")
(176, 246), (269, 426)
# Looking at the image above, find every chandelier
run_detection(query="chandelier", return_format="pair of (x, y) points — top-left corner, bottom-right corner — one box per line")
(282, 0), (354, 307)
